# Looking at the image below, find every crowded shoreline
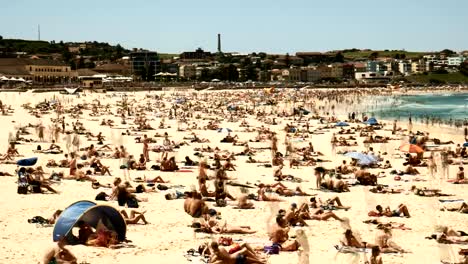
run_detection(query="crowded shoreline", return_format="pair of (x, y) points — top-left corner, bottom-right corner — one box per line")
(0, 87), (467, 264)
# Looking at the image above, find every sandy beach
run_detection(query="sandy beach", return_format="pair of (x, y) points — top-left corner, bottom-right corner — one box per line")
(0, 88), (467, 264)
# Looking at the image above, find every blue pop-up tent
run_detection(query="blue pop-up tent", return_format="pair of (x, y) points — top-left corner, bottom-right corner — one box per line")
(364, 117), (379, 126)
(52, 200), (126, 243)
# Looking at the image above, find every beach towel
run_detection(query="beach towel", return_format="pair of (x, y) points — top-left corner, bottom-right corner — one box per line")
(335, 245), (369, 253)
(226, 182), (255, 188)
(439, 199), (465, 203)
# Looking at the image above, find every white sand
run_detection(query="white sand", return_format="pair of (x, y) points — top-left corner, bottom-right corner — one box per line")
(0, 89), (466, 264)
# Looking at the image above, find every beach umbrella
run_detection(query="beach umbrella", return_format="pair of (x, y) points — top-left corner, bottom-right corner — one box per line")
(344, 152), (377, 165)
(364, 117), (379, 125)
(217, 128), (233, 133)
(399, 144), (423, 153)
(335, 121), (349, 127)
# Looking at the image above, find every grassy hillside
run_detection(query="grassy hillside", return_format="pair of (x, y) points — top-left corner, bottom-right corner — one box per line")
(0, 39), (64, 54)
(406, 72), (468, 84)
(159, 53), (178, 59)
(342, 49), (428, 60)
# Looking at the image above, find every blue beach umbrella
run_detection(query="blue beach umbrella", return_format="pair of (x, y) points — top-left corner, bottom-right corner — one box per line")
(335, 121), (350, 127)
(344, 152), (377, 165)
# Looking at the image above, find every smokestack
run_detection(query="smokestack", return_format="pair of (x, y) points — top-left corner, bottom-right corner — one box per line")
(217, 33), (221, 53)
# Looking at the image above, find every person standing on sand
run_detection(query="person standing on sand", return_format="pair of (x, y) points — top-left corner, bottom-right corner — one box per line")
(142, 134), (149, 162)
(38, 124), (45, 142)
(408, 115), (413, 133)
(271, 133), (278, 159)
(72, 133), (80, 153)
(440, 149), (449, 180)
(428, 152), (437, 179)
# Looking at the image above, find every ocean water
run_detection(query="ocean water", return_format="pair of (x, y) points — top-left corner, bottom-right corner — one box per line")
(362, 93), (468, 123)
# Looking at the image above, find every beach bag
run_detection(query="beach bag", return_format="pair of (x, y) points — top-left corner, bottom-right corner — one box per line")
(95, 192), (108, 201)
(156, 184), (168, 191)
(264, 244), (280, 254)
(127, 197), (139, 208)
(215, 199), (227, 207)
(32, 185), (42, 193)
(17, 186), (28, 194)
(17, 173), (29, 194)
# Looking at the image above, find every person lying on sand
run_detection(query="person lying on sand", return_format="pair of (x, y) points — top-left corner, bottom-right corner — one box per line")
(309, 196), (351, 210)
(273, 185), (312, 197)
(429, 234), (468, 244)
(0, 170), (13, 176)
(209, 241), (267, 264)
(410, 186), (451, 197)
(441, 202), (468, 214)
(363, 219), (411, 230)
(368, 204), (411, 218)
(43, 237), (78, 264)
(120, 210), (149, 225)
(200, 213), (256, 234)
(29, 209), (63, 225)
(370, 185), (404, 194)
(257, 184), (284, 202)
(296, 203), (345, 221)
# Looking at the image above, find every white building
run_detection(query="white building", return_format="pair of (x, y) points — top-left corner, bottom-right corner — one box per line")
(448, 56), (465, 66)
(354, 72), (390, 83)
(398, 62), (412, 75)
(179, 65), (197, 80)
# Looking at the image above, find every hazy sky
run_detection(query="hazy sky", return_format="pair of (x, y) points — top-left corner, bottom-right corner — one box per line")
(1, 0), (467, 54)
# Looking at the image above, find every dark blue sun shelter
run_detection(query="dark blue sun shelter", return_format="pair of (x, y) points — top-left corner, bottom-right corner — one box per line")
(52, 200), (126, 243)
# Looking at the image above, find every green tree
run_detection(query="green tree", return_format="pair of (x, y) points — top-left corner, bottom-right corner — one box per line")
(441, 49), (456, 56)
(199, 68), (211, 81)
(460, 60), (468, 76)
(258, 52), (267, 59)
(284, 53), (291, 67)
(334, 52), (344, 63)
(369, 52), (379, 60)
(77, 57), (85, 69)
